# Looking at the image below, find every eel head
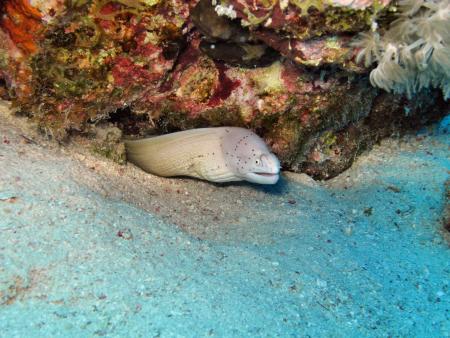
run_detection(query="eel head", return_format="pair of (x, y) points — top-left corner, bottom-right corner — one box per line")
(222, 128), (281, 185)
(242, 153), (280, 185)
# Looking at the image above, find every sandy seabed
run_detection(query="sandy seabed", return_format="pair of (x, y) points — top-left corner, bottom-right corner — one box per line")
(0, 100), (449, 337)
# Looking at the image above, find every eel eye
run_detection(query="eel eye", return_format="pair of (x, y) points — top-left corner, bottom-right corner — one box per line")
(255, 159), (260, 165)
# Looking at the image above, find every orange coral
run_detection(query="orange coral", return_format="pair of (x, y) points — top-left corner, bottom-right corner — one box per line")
(0, 0), (43, 55)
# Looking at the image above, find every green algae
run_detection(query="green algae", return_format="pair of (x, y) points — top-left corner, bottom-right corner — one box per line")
(250, 61), (284, 95)
(289, 0), (325, 14)
(90, 125), (126, 164)
(321, 130), (337, 148)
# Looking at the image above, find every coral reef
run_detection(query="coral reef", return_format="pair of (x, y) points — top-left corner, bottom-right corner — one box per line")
(192, 0), (388, 69)
(1, 0), (189, 139)
(0, 0), (447, 179)
(298, 90), (446, 179)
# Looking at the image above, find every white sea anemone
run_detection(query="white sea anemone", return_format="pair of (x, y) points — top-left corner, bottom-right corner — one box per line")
(353, 0), (450, 99)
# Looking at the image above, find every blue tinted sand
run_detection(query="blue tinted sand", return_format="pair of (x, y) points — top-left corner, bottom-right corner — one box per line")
(0, 120), (449, 337)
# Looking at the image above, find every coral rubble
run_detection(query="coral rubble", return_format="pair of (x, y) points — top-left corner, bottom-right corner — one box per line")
(0, 0), (447, 178)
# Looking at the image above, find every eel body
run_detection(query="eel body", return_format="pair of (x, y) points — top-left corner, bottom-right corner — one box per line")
(125, 127), (280, 184)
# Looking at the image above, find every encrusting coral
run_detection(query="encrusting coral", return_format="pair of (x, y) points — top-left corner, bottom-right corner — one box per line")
(353, 0), (450, 99)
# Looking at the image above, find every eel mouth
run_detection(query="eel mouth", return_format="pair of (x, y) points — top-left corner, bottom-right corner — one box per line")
(254, 172), (278, 177)
(245, 171), (280, 184)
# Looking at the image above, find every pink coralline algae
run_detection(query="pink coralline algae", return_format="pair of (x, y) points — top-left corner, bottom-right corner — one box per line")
(111, 55), (168, 88)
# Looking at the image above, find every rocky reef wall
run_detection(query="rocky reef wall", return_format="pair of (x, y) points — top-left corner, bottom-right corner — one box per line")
(0, 0), (448, 179)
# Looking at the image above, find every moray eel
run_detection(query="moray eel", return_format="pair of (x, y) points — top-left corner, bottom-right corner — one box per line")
(125, 127), (280, 184)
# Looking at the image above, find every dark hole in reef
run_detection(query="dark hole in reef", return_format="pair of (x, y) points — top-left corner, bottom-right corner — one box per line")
(191, 0), (280, 68)
(307, 6), (321, 15)
(0, 78), (10, 100)
(106, 106), (150, 136)
(84, 26), (96, 38)
(121, 39), (137, 53)
(199, 40), (280, 69)
(48, 28), (77, 47)
(116, 12), (135, 23)
(191, 0), (250, 43)
(162, 37), (187, 61)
